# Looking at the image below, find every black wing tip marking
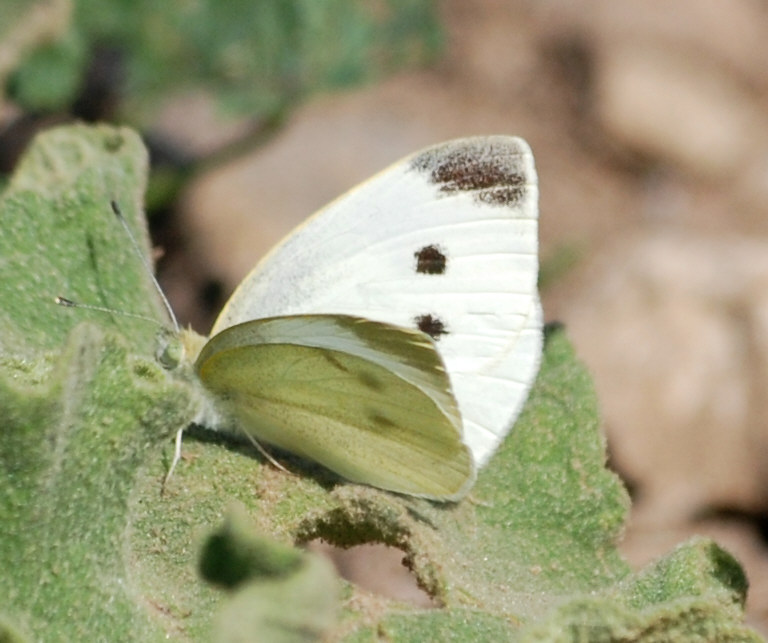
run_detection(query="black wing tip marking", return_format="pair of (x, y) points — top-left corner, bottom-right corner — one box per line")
(411, 137), (531, 206)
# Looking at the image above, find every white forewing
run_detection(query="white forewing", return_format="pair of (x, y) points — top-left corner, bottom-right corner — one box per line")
(211, 137), (542, 467)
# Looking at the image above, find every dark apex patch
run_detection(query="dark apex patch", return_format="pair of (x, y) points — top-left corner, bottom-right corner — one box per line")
(411, 140), (527, 206)
(414, 244), (447, 275)
(414, 314), (448, 340)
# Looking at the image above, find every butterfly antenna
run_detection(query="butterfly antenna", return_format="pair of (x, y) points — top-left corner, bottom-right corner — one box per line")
(54, 295), (166, 325)
(110, 200), (180, 333)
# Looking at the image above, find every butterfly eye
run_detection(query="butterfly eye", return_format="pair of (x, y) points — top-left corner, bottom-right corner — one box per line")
(414, 244), (447, 275)
(414, 314), (448, 340)
(155, 329), (183, 370)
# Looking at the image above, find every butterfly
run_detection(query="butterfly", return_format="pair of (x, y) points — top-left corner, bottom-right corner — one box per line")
(172, 136), (542, 501)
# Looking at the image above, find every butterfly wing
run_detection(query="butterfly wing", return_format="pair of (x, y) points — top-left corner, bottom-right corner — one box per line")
(195, 315), (474, 500)
(212, 137), (541, 467)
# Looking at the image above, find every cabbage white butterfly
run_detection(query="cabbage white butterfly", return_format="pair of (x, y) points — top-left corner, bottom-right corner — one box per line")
(75, 137), (540, 501)
(168, 136), (543, 501)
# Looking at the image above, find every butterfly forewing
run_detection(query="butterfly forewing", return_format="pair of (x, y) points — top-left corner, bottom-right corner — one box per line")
(195, 315), (474, 500)
(211, 137), (542, 467)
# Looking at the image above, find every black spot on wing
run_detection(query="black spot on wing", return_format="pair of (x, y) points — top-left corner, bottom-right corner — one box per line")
(321, 352), (350, 373)
(414, 244), (447, 275)
(411, 139), (528, 206)
(357, 371), (384, 392)
(368, 411), (397, 431)
(414, 314), (448, 340)
(323, 354), (384, 392)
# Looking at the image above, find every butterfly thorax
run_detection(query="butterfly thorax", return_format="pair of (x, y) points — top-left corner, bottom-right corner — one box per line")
(168, 327), (240, 435)
(178, 328), (207, 366)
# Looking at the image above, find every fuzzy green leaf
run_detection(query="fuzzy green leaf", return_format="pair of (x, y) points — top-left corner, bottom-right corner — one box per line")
(0, 124), (758, 641)
(200, 506), (338, 642)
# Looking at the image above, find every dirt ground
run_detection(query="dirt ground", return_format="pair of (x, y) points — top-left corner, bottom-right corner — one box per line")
(150, 0), (768, 634)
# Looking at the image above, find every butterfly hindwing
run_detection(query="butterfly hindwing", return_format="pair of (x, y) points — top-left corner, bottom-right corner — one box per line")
(195, 315), (474, 500)
(210, 137), (542, 467)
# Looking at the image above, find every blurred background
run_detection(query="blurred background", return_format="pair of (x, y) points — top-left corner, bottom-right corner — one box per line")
(3, 0), (768, 633)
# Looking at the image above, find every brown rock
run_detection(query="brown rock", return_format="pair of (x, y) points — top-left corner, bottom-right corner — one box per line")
(565, 232), (768, 523)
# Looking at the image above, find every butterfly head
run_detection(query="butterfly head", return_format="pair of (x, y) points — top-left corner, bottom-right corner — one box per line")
(155, 327), (206, 374)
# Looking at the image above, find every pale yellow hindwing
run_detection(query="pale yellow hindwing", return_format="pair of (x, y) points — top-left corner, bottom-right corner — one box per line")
(195, 315), (475, 500)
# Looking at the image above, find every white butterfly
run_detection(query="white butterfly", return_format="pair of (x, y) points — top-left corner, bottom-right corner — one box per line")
(176, 136), (542, 501)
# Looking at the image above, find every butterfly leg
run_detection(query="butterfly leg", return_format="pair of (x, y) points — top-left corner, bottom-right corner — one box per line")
(241, 432), (291, 475)
(161, 426), (185, 495)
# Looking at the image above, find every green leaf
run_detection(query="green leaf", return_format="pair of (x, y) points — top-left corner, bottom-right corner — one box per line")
(0, 0), (73, 111)
(520, 538), (755, 641)
(0, 124), (759, 641)
(7, 0), (442, 120)
(200, 504), (306, 588)
(200, 506), (338, 642)
(0, 124), (192, 640)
